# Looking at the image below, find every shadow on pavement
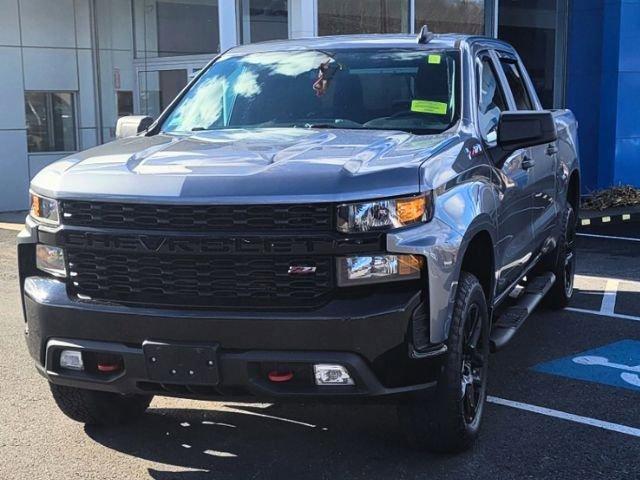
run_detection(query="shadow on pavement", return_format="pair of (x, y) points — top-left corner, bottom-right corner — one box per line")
(84, 402), (441, 479)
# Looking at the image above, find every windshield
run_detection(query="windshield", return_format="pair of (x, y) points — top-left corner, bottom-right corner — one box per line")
(161, 48), (459, 135)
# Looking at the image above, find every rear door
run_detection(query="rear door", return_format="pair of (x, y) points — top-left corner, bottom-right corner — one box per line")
(476, 52), (534, 294)
(497, 52), (558, 253)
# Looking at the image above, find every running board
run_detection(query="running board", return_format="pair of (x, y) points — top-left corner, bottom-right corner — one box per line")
(490, 272), (556, 352)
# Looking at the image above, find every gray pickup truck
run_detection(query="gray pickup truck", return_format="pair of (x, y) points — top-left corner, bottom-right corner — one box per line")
(19, 31), (579, 452)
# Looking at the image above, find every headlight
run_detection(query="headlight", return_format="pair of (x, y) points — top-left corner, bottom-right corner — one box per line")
(30, 192), (60, 226)
(36, 244), (67, 278)
(336, 194), (432, 233)
(337, 254), (423, 286)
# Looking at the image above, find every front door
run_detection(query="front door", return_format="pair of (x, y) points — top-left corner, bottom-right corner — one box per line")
(476, 53), (535, 295)
(496, 52), (558, 254)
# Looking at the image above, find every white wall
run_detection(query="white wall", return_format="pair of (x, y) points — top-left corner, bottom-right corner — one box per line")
(0, 0), (99, 211)
(290, 0), (317, 38)
(0, 0), (29, 211)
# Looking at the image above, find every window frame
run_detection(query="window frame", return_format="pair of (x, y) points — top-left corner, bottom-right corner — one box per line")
(475, 51), (509, 146)
(24, 91), (78, 155)
(494, 49), (543, 113)
(498, 57), (533, 111)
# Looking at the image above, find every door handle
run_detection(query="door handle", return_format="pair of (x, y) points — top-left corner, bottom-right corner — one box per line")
(521, 156), (535, 170)
(546, 144), (558, 156)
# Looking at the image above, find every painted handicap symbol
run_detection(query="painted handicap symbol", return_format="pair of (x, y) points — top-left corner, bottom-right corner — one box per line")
(533, 340), (640, 392)
(572, 355), (640, 388)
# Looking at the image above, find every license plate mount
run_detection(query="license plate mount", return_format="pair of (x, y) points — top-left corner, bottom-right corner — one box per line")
(142, 341), (220, 385)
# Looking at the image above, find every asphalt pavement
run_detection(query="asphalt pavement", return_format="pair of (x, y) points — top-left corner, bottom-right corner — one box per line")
(1, 225), (639, 479)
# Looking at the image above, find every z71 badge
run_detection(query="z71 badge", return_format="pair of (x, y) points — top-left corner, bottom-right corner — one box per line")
(287, 265), (317, 275)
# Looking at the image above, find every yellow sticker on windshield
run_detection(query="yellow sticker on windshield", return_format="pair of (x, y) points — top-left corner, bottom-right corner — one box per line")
(411, 100), (448, 115)
(428, 54), (442, 64)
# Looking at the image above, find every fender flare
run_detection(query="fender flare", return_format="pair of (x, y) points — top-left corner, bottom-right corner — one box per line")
(454, 213), (499, 301)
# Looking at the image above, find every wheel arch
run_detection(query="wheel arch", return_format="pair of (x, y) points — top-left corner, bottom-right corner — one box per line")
(567, 169), (580, 214)
(459, 229), (495, 303)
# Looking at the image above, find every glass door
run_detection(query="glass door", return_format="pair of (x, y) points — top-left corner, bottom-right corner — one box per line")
(498, 0), (568, 108)
(135, 63), (207, 119)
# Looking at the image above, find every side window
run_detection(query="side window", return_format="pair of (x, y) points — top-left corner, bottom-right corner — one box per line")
(499, 59), (533, 110)
(477, 58), (507, 144)
(24, 92), (77, 153)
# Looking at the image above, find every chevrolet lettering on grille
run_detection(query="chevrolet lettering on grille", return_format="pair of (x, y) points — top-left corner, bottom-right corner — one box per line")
(59, 232), (382, 256)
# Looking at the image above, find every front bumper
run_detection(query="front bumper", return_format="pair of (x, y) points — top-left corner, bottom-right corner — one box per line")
(23, 276), (444, 401)
(43, 339), (437, 401)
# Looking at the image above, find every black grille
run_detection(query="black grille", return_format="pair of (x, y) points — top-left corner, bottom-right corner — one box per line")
(67, 249), (333, 309)
(61, 201), (333, 232)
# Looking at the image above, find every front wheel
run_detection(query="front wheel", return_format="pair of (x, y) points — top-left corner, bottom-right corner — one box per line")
(398, 272), (490, 453)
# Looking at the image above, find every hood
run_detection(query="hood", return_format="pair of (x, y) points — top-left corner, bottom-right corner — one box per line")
(32, 128), (455, 204)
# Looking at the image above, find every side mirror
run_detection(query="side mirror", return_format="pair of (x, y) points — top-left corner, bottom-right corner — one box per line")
(115, 115), (154, 139)
(497, 111), (557, 152)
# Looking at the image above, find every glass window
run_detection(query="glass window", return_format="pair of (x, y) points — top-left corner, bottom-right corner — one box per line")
(24, 92), (76, 153)
(499, 59), (533, 110)
(138, 69), (189, 119)
(318, 0), (409, 36)
(239, 0), (288, 43)
(117, 91), (134, 117)
(477, 58), (507, 143)
(415, 0), (484, 34)
(498, 0), (558, 108)
(134, 0), (220, 58)
(161, 48), (459, 135)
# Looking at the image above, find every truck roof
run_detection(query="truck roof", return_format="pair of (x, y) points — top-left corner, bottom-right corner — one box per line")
(226, 33), (512, 56)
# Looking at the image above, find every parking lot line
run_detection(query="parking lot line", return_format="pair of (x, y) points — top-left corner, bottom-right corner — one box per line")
(570, 274), (640, 321)
(488, 396), (640, 438)
(577, 233), (640, 242)
(600, 279), (620, 315)
(564, 307), (640, 323)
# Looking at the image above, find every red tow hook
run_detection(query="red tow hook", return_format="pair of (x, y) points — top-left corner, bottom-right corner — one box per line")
(97, 362), (121, 373)
(95, 354), (123, 373)
(268, 370), (294, 383)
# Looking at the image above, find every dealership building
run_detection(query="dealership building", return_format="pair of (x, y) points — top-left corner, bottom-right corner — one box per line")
(0, 0), (636, 211)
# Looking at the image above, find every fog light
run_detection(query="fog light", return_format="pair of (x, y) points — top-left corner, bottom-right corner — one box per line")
(336, 254), (422, 286)
(60, 350), (84, 371)
(314, 364), (354, 385)
(36, 244), (67, 278)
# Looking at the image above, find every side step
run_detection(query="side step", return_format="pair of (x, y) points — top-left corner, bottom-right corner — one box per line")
(490, 272), (556, 352)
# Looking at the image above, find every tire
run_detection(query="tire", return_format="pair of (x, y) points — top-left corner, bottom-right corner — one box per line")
(49, 383), (152, 426)
(398, 272), (490, 453)
(544, 205), (576, 310)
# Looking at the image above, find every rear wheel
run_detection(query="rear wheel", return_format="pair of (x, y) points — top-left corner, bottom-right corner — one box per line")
(544, 205), (576, 309)
(49, 383), (152, 426)
(398, 272), (490, 452)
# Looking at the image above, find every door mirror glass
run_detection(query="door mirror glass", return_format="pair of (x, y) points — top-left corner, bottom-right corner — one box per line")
(497, 111), (557, 152)
(115, 115), (154, 139)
